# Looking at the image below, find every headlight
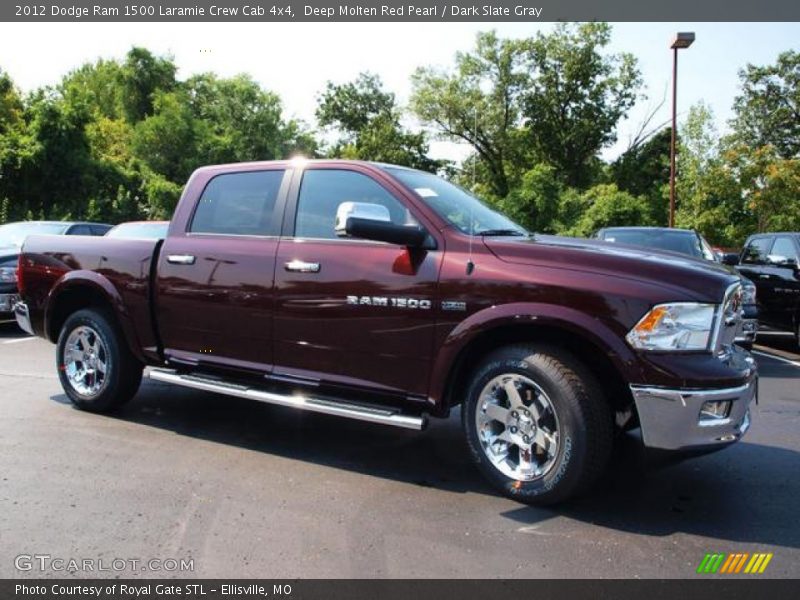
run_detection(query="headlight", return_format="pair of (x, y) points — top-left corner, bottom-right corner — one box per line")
(741, 282), (756, 305)
(0, 266), (17, 284)
(626, 303), (717, 351)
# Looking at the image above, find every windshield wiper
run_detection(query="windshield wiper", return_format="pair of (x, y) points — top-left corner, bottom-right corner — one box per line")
(475, 229), (528, 237)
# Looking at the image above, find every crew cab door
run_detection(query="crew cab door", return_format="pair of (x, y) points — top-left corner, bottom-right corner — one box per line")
(273, 165), (442, 399)
(156, 167), (291, 372)
(762, 236), (800, 328)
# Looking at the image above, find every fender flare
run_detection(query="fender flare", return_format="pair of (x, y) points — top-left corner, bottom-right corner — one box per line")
(429, 302), (641, 407)
(45, 270), (147, 363)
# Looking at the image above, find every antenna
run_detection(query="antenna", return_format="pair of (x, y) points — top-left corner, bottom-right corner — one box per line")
(473, 107), (477, 189)
(466, 105), (477, 276)
(466, 210), (475, 275)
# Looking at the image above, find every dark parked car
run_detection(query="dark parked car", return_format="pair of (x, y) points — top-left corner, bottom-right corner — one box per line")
(733, 232), (800, 346)
(0, 221), (112, 320)
(105, 221), (169, 240)
(15, 161), (756, 504)
(594, 227), (758, 349)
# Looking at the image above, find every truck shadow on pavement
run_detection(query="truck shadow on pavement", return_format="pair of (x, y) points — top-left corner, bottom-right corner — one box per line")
(50, 374), (800, 551)
(0, 321), (27, 339)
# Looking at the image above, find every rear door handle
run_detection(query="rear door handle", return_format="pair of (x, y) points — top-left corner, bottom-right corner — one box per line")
(285, 260), (320, 273)
(167, 254), (196, 265)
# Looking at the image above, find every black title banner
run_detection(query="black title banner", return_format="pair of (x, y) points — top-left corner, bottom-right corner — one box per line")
(3, 0), (800, 22)
(5, 580), (800, 600)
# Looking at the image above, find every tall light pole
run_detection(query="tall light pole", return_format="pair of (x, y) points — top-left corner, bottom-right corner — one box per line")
(669, 32), (695, 228)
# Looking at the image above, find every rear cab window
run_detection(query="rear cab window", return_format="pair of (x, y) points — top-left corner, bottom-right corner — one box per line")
(770, 237), (799, 263)
(190, 170), (286, 236)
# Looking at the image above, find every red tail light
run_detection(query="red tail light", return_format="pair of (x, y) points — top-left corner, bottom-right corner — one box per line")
(17, 254), (25, 295)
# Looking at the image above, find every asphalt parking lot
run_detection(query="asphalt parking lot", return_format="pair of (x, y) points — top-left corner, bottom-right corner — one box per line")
(1, 322), (798, 579)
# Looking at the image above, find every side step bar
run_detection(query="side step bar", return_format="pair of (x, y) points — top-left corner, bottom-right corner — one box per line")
(148, 369), (427, 431)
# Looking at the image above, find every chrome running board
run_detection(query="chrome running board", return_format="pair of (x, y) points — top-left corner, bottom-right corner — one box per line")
(148, 369), (426, 430)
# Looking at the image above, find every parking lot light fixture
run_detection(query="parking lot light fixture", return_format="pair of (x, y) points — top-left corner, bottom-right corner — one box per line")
(669, 32), (695, 228)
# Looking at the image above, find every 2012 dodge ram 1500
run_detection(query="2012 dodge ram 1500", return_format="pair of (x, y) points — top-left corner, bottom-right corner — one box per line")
(14, 160), (757, 504)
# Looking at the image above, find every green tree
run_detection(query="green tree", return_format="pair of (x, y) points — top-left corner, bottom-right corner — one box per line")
(0, 69), (33, 221)
(412, 25), (641, 197)
(120, 47), (177, 123)
(568, 184), (653, 237)
(723, 144), (800, 234)
(317, 72), (395, 134)
(610, 127), (671, 225)
(411, 31), (532, 197)
(317, 72), (439, 171)
(673, 103), (746, 245)
(522, 23), (641, 188)
(16, 89), (97, 219)
(186, 73), (317, 163)
(730, 50), (800, 159)
(132, 90), (198, 183)
(499, 163), (563, 232)
(60, 59), (125, 120)
(0, 68), (24, 131)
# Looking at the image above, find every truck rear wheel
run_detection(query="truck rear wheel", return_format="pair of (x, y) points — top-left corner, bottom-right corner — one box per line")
(56, 308), (143, 412)
(462, 344), (613, 505)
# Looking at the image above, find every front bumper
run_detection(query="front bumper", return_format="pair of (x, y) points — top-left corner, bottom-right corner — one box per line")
(0, 292), (20, 315)
(14, 301), (33, 335)
(631, 377), (756, 451)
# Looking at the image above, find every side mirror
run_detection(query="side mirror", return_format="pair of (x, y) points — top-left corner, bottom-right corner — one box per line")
(721, 253), (740, 266)
(335, 202), (428, 248)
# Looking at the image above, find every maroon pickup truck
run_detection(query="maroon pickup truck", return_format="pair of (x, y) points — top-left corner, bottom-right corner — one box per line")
(14, 160), (757, 504)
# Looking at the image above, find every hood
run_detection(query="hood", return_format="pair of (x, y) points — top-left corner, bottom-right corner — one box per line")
(483, 234), (739, 303)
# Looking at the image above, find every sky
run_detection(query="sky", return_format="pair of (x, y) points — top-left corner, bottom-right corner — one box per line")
(0, 21), (798, 163)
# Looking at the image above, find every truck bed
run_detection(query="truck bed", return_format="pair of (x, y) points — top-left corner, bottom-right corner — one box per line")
(20, 234), (162, 362)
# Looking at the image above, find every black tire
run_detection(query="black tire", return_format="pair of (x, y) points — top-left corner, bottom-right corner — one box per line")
(56, 308), (143, 412)
(462, 344), (613, 505)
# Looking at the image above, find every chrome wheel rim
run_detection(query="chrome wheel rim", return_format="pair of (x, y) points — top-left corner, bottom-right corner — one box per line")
(475, 373), (561, 482)
(63, 326), (109, 397)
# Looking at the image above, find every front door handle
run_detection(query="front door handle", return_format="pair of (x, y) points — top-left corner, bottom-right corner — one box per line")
(285, 260), (320, 273)
(167, 254), (196, 265)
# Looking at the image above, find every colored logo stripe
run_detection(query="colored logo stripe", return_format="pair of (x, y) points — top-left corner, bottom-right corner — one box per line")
(698, 552), (773, 574)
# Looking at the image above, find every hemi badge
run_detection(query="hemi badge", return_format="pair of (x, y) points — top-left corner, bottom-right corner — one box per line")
(442, 301), (467, 312)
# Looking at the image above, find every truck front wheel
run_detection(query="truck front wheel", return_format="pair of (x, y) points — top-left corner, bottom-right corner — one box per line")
(56, 308), (143, 412)
(463, 344), (613, 505)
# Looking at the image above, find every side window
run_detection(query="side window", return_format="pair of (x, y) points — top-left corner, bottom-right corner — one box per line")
(295, 169), (416, 240)
(90, 225), (111, 236)
(771, 237), (799, 262)
(741, 238), (772, 264)
(190, 170), (285, 236)
(67, 225), (92, 236)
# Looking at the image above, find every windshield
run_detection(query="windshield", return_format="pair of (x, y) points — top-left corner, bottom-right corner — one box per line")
(600, 229), (707, 259)
(0, 222), (69, 250)
(106, 222), (169, 239)
(697, 235), (718, 261)
(385, 168), (527, 236)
